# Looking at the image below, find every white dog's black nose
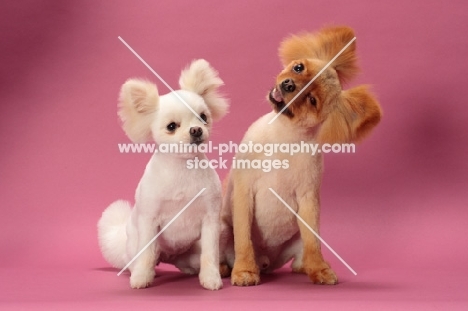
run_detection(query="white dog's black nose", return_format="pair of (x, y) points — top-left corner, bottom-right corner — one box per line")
(281, 79), (296, 93)
(190, 126), (203, 138)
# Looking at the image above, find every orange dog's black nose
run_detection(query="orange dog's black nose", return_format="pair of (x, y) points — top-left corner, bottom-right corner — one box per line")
(190, 126), (203, 137)
(281, 79), (295, 93)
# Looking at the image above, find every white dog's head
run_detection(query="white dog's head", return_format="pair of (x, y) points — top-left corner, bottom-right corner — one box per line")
(118, 59), (229, 154)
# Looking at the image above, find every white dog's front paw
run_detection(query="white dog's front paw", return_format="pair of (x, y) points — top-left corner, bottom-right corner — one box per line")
(199, 269), (223, 290)
(130, 269), (155, 289)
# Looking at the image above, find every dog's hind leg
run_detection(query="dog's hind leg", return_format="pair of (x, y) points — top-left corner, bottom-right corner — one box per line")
(219, 219), (234, 278)
(168, 242), (201, 275)
(264, 233), (303, 273)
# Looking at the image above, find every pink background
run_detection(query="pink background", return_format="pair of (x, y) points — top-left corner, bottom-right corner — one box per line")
(1, 0), (468, 310)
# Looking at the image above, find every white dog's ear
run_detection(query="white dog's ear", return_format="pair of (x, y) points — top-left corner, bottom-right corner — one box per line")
(118, 79), (158, 142)
(317, 85), (382, 144)
(179, 59), (229, 121)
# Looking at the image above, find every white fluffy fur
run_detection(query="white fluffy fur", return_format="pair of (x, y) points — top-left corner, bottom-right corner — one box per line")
(97, 200), (131, 268)
(98, 59), (229, 290)
(179, 59), (228, 121)
(118, 80), (158, 143)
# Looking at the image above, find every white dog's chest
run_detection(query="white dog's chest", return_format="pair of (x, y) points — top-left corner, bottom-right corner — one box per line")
(156, 201), (205, 253)
(134, 155), (221, 255)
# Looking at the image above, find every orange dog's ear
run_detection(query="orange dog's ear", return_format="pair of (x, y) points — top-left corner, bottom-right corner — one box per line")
(118, 79), (159, 143)
(317, 86), (382, 144)
(279, 26), (358, 83)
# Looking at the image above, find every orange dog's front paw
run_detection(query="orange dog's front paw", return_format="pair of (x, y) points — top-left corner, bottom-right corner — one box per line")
(231, 269), (260, 286)
(308, 267), (338, 285)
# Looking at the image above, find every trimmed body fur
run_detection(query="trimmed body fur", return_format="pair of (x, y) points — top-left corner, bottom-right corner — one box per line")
(98, 59), (229, 290)
(220, 26), (382, 286)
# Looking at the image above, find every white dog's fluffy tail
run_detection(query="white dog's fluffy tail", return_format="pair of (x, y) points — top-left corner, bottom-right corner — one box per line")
(97, 200), (131, 269)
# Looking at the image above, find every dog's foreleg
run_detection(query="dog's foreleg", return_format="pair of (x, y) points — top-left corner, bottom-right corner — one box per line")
(198, 214), (223, 290)
(230, 182), (260, 286)
(297, 191), (338, 285)
(128, 212), (159, 289)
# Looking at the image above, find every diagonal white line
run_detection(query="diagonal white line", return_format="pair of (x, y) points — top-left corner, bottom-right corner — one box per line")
(117, 188), (206, 276)
(268, 37), (356, 124)
(118, 36), (206, 125)
(268, 188), (357, 275)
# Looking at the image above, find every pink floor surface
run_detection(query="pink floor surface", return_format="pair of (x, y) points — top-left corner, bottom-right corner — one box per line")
(1, 264), (467, 310)
(2, 0), (468, 310)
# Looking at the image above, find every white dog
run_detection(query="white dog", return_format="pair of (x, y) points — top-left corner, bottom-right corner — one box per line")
(98, 59), (229, 290)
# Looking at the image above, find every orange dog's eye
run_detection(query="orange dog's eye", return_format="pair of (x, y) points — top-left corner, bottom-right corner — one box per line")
(293, 63), (304, 73)
(308, 95), (316, 106)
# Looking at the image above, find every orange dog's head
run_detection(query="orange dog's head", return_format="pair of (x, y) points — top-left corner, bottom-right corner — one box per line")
(269, 26), (382, 143)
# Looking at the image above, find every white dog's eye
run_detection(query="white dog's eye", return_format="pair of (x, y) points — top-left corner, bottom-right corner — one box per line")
(167, 122), (177, 132)
(200, 113), (207, 123)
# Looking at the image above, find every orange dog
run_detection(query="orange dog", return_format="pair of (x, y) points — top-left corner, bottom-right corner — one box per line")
(220, 26), (382, 286)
